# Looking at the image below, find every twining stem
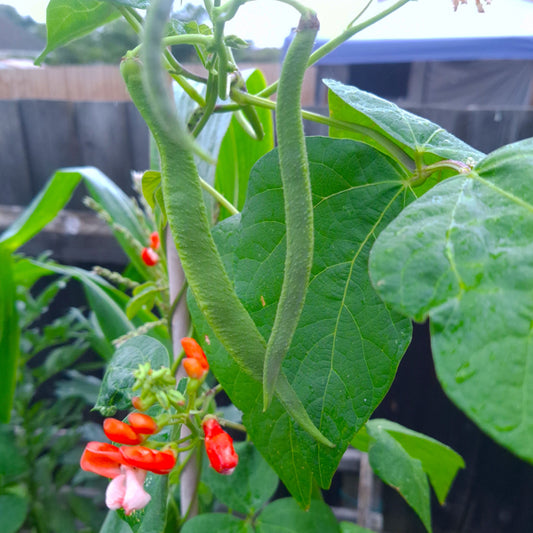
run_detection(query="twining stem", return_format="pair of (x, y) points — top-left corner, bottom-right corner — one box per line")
(231, 90), (415, 171)
(119, 6), (208, 101)
(257, 0), (412, 98)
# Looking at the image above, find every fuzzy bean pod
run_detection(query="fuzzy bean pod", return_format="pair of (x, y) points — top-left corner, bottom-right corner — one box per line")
(121, 0), (332, 448)
(263, 11), (319, 409)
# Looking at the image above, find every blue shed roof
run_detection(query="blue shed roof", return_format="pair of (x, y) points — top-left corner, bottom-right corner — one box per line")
(286, 0), (533, 64)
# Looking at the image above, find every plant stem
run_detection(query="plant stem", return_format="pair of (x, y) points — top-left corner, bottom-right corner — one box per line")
(257, 0), (412, 99)
(199, 176), (239, 215)
(231, 90), (415, 171)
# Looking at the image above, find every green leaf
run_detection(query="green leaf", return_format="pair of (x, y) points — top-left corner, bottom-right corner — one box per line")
(12, 256), (54, 288)
(256, 498), (340, 533)
(126, 283), (159, 319)
(189, 138), (413, 505)
(0, 166), (150, 277)
(181, 514), (253, 533)
(141, 171), (161, 210)
(366, 419), (464, 504)
(0, 172), (81, 251)
(100, 510), (134, 533)
(108, 0), (150, 8)
(326, 79), (483, 187)
(0, 247), (20, 422)
(0, 426), (29, 479)
(365, 425), (431, 532)
(340, 523), (376, 533)
(173, 81), (234, 215)
(29, 260), (134, 350)
(202, 441), (279, 515)
(94, 335), (170, 415)
(215, 69), (274, 220)
(36, 0), (120, 64)
(0, 493), (29, 533)
(369, 137), (533, 463)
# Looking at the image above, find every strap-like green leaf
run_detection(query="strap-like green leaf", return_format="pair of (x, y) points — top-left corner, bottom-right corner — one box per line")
(0, 247), (20, 423)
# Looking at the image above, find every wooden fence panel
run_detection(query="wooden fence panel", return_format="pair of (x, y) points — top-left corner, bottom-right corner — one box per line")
(0, 101), (32, 205)
(0, 100), (149, 209)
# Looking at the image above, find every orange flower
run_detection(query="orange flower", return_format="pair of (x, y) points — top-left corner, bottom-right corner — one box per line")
(181, 337), (209, 379)
(202, 418), (238, 475)
(128, 412), (158, 435)
(149, 231), (160, 250)
(103, 418), (142, 445)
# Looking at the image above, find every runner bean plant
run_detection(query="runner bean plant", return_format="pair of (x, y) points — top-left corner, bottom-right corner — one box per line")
(1, 0), (532, 531)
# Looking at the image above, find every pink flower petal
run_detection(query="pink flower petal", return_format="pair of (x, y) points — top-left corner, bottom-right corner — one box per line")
(122, 467), (151, 515)
(105, 473), (126, 511)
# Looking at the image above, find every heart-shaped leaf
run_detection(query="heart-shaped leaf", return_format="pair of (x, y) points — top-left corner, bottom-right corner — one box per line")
(369, 138), (533, 463)
(181, 514), (253, 533)
(256, 498), (340, 533)
(94, 335), (170, 415)
(36, 0), (120, 64)
(365, 425), (432, 532)
(189, 137), (413, 505)
(326, 79), (483, 192)
(202, 441), (279, 515)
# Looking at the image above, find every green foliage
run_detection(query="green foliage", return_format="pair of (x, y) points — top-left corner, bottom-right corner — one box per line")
(189, 137), (413, 505)
(326, 79), (483, 170)
(353, 420), (464, 532)
(255, 498), (340, 533)
(95, 335), (170, 415)
(202, 442), (279, 515)
(369, 138), (533, 464)
(0, 248), (20, 422)
(181, 513), (254, 533)
(215, 69), (275, 220)
(0, 493), (29, 533)
(36, 0), (120, 64)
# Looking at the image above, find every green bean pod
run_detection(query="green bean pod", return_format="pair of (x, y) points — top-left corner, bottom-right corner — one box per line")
(263, 12), (319, 409)
(121, 0), (332, 448)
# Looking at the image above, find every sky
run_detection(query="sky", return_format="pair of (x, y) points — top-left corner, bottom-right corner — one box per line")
(2, 0), (532, 48)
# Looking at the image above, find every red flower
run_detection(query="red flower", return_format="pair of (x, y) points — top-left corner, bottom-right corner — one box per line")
(202, 418), (238, 475)
(103, 414), (158, 445)
(120, 446), (176, 475)
(141, 247), (159, 266)
(128, 413), (158, 435)
(149, 231), (160, 250)
(181, 337), (209, 379)
(80, 441), (176, 515)
(103, 418), (142, 445)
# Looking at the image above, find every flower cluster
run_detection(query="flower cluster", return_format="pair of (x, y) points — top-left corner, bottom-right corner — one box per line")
(80, 412), (175, 515)
(181, 337), (209, 379)
(141, 230), (161, 266)
(202, 417), (239, 475)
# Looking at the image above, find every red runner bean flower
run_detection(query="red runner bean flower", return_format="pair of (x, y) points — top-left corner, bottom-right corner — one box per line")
(202, 418), (239, 475)
(141, 246), (159, 266)
(149, 231), (160, 250)
(128, 412), (158, 435)
(181, 337), (209, 379)
(81, 441), (176, 515)
(103, 418), (142, 445)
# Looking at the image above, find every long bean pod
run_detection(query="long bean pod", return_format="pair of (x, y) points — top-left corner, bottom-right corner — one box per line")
(122, 0), (332, 447)
(263, 11), (319, 409)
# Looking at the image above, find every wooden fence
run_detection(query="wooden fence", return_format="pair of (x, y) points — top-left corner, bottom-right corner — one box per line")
(0, 63), (317, 105)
